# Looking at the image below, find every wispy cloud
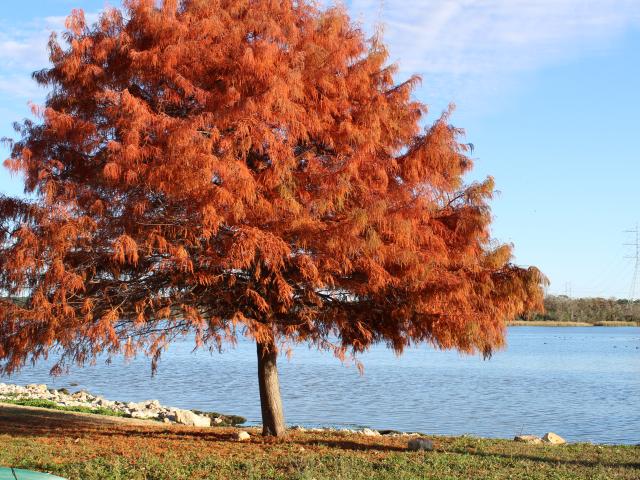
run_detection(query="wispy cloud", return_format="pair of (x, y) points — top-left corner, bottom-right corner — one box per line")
(0, 13), (100, 103)
(347, 0), (640, 108)
(2, 1), (640, 109)
(0, 16), (65, 74)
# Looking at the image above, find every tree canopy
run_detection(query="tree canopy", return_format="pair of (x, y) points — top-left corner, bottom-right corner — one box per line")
(0, 0), (545, 434)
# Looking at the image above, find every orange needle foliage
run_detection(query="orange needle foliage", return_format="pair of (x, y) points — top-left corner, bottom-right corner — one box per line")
(1, 1), (544, 388)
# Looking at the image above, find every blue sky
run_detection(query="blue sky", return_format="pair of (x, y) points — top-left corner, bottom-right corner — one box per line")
(1, 1), (639, 298)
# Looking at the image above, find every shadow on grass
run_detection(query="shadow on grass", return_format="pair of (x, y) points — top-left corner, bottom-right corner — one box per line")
(0, 404), (236, 442)
(297, 439), (405, 452)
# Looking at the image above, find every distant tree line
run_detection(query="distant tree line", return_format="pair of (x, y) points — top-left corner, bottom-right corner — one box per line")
(523, 295), (640, 324)
(6, 295), (639, 324)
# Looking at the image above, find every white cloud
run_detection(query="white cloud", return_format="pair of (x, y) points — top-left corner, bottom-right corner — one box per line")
(0, 75), (44, 102)
(0, 13), (99, 102)
(346, 0), (640, 108)
(0, 34), (52, 77)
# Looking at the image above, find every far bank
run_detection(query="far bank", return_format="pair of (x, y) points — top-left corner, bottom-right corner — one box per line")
(508, 320), (639, 326)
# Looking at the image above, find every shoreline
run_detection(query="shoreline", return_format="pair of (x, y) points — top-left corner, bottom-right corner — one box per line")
(0, 399), (632, 445)
(507, 320), (639, 327)
(0, 382), (244, 428)
(4, 401), (629, 446)
(0, 383), (413, 438)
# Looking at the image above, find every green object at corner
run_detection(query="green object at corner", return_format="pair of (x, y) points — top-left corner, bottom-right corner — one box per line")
(0, 468), (66, 479)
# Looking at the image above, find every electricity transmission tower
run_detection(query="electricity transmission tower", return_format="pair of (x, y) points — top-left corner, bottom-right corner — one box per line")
(624, 225), (639, 300)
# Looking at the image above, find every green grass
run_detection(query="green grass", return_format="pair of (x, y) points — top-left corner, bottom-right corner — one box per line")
(0, 403), (637, 480)
(0, 398), (126, 418)
(0, 432), (637, 480)
(2, 444), (639, 480)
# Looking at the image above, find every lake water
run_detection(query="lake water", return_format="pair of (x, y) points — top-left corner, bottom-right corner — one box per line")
(1, 327), (638, 444)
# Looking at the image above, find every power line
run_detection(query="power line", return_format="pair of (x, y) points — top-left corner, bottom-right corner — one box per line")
(577, 254), (630, 298)
(564, 282), (574, 320)
(624, 224), (639, 300)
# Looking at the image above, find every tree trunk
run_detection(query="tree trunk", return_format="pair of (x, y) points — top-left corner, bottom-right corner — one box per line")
(256, 341), (286, 437)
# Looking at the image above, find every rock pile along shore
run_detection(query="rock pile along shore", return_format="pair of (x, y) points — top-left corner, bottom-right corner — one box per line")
(0, 383), (235, 427)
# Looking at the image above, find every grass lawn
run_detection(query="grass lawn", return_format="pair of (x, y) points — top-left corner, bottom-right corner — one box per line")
(0, 404), (637, 480)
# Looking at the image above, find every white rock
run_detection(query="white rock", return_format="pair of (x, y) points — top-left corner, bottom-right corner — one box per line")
(542, 432), (566, 445)
(131, 410), (159, 420)
(96, 398), (116, 408)
(162, 413), (176, 422)
(236, 431), (250, 441)
(360, 428), (381, 436)
(72, 391), (89, 402)
(27, 384), (49, 394)
(408, 438), (434, 451)
(174, 409), (211, 427)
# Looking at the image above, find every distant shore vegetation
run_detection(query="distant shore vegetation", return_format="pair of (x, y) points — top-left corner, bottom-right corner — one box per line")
(514, 295), (640, 326)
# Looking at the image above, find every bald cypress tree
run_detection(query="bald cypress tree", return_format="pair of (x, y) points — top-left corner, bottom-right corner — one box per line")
(0, 0), (545, 437)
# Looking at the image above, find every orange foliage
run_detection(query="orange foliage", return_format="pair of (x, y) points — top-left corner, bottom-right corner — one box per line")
(0, 0), (546, 374)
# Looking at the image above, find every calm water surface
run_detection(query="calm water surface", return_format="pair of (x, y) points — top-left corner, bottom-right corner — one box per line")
(2, 327), (638, 444)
